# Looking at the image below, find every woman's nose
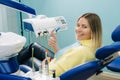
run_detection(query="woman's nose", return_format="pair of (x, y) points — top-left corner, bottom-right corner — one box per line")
(76, 27), (82, 32)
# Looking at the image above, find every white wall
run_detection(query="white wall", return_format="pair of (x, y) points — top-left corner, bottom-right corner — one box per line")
(0, 5), (8, 32)
(0, 5), (18, 33)
(22, 0), (120, 48)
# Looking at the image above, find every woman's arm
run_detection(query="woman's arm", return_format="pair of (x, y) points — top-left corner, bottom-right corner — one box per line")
(48, 30), (60, 53)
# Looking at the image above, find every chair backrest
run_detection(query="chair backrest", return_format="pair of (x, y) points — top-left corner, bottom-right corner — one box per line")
(112, 24), (120, 42)
(106, 24), (120, 72)
(95, 24), (120, 60)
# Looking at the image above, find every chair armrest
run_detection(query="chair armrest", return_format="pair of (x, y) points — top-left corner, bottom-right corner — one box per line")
(107, 56), (120, 72)
(20, 65), (32, 73)
(60, 60), (100, 80)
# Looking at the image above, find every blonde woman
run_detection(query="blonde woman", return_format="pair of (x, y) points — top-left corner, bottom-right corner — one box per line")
(48, 13), (102, 77)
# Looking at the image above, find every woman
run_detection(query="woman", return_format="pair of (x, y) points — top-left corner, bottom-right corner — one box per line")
(48, 13), (102, 77)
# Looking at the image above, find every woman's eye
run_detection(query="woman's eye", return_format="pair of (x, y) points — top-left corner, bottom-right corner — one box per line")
(77, 24), (80, 27)
(82, 25), (87, 28)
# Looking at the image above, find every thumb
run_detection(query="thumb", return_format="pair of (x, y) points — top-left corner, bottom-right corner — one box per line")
(50, 29), (56, 38)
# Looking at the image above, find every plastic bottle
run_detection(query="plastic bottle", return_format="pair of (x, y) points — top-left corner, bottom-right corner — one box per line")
(44, 49), (49, 75)
(39, 61), (42, 74)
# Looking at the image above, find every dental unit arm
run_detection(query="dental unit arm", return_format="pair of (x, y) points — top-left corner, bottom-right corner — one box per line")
(0, 0), (36, 15)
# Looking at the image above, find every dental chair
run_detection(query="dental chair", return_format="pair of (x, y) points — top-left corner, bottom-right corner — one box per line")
(19, 25), (120, 80)
(0, 25), (120, 80)
(59, 24), (120, 80)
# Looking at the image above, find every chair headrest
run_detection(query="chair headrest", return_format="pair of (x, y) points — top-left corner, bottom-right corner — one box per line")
(112, 25), (120, 42)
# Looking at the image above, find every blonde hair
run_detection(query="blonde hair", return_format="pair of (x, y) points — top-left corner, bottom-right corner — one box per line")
(78, 13), (102, 50)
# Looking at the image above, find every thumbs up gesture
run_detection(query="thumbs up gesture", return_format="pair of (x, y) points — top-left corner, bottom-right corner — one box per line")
(48, 30), (60, 53)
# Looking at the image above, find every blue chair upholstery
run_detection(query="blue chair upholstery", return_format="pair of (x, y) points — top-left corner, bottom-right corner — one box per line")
(20, 65), (32, 73)
(95, 42), (120, 60)
(60, 25), (120, 80)
(107, 56), (120, 72)
(60, 60), (100, 80)
(111, 24), (120, 42)
(0, 56), (19, 74)
(0, 74), (31, 80)
(0, 56), (32, 80)
(106, 24), (120, 72)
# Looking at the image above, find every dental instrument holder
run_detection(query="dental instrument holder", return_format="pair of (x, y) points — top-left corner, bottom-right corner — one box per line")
(23, 15), (68, 39)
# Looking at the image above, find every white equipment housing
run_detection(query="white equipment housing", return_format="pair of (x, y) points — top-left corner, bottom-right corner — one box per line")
(0, 32), (26, 60)
(23, 15), (68, 37)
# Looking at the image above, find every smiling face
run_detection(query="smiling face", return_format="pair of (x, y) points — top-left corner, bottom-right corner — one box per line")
(75, 17), (92, 40)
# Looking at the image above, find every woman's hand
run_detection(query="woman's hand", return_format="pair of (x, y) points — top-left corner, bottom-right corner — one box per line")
(48, 30), (60, 53)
